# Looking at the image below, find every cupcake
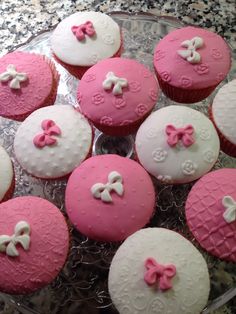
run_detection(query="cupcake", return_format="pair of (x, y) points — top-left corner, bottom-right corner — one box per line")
(0, 196), (69, 294)
(153, 26), (231, 103)
(65, 155), (155, 241)
(210, 79), (236, 157)
(51, 11), (122, 79)
(14, 105), (92, 179)
(135, 105), (220, 184)
(108, 228), (210, 314)
(0, 145), (14, 203)
(185, 168), (236, 262)
(77, 57), (159, 136)
(0, 51), (59, 121)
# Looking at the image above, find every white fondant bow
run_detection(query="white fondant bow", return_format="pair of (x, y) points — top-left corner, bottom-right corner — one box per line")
(91, 171), (124, 203)
(0, 64), (28, 89)
(102, 72), (128, 95)
(0, 221), (31, 257)
(222, 196), (236, 223)
(177, 37), (204, 64)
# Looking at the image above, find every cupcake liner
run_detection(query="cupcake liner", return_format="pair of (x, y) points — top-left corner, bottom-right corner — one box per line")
(156, 70), (217, 104)
(11, 54), (60, 122)
(53, 34), (123, 80)
(1, 170), (15, 203)
(209, 105), (236, 157)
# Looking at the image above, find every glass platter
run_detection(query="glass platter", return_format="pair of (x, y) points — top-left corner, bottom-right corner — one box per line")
(0, 12), (236, 314)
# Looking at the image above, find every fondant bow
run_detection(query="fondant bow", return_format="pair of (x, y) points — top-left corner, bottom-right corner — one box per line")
(91, 171), (124, 203)
(33, 119), (61, 148)
(103, 72), (128, 95)
(222, 195), (236, 223)
(71, 21), (96, 41)
(177, 36), (204, 64)
(166, 124), (195, 147)
(144, 257), (176, 291)
(0, 64), (28, 89)
(0, 221), (31, 257)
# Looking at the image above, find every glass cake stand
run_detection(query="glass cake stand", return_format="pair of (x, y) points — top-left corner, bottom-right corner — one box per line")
(0, 12), (236, 314)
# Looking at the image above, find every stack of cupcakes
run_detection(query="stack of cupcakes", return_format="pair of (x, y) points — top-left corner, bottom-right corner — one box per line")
(0, 9), (235, 314)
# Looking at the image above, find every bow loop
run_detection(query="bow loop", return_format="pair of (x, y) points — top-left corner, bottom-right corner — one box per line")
(0, 64), (28, 89)
(91, 171), (124, 203)
(0, 221), (31, 257)
(144, 257), (176, 291)
(177, 36), (204, 64)
(33, 119), (61, 148)
(166, 124), (195, 148)
(103, 72), (128, 95)
(71, 21), (96, 41)
(222, 195), (236, 223)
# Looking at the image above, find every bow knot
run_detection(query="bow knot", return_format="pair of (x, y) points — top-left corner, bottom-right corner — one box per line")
(222, 196), (236, 223)
(0, 221), (31, 257)
(71, 21), (96, 41)
(103, 72), (128, 95)
(166, 124), (195, 148)
(0, 64), (28, 89)
(177, 36), (204, 64)
(144, 257), (176, 291)
(91, 171), (124, 203)
(33, 119), (61, 148)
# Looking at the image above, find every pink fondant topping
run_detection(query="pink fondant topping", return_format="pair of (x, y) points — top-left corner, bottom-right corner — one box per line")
(222, 196), (236, 223)
(177, 36), (204, 64)
(0, 64), (28, 89)
(144, 257), (176, 291)
(91, 171), (124, 203)
(33, 119), (61, 148)
(166, 124), (195, 147)
(71, 21), (96, 41)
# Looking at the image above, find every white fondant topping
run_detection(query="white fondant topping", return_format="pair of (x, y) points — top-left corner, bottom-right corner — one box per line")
(135, 106), (220, 184)
(222, 195), (236, 223)
(212, 79), (236, 145)
(102, 72), (128, 95)
(177, 36), (204, 64)
(108, 228), (210, 314)
(0, 221), (30, 257)
(51, 12), (121, 66)
(91, 171), (124, 203)
(14, 105), (92, 179)
(0, 146), (13, 201)
(0, 64), (28, 89)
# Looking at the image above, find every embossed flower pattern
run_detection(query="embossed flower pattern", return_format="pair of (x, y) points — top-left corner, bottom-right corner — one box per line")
(129, 81), (141, 93)
(182, 160), (198, 176)
(119, 120), (133, 126)
(89, 54), (99, 64)
(92, 93), (105, 105)
(180, 76), (192, 88)
(149, 89), (158, 101)
(211, 48), (223, 60)
(135, 103), (148, 117)
(77, 91), (83, 103)
(152, 148), (168, 162)
(155, 50), (165, 61)
(113, 97), (126, 109)
(157, 175), (172, 184)
(203, 150), (215, 163)
(146, 128), (158, 138)
(84, 73), (96, 82)
(199, 128), (211, 140)
(193, 63), (209, 75)
(100, 116), (113, 126)
(102, 34), (115, 45)
(160, 71), (171, 82)
(216, 72), (225, 82)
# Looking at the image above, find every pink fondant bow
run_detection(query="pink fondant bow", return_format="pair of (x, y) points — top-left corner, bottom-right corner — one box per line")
(165, 124), (195, 147)
(144, 257), (176, 291)
(33, 119), (61, 148)
(71, 21), (96, 41)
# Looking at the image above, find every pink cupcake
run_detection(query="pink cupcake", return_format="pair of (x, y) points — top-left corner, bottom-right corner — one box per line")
(65, 154), (156, 242)
(153, 26), (231, 103)
(186, 169), (236, 262)
(0, 51), (59, 121)
(77, 57), (159, 136)
(0, 145), (14, 203)
(51, 11), (122, 79)
(210, 79), (236, 157)
(0, 196), (69, 294)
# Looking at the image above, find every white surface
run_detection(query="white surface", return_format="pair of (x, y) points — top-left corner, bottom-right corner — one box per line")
(0, 145), (13, 201)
